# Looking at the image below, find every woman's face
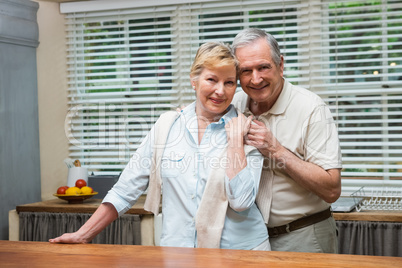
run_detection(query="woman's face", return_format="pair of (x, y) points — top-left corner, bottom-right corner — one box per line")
(193, 65), (237, 121)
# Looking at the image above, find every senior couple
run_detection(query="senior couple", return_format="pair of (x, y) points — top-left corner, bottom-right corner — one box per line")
(50, 28), (342, 253)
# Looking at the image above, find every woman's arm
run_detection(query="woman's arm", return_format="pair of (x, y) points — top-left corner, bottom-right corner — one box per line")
(49, 202), (118, 244)
(225, 114), (252, 179)
(224, 151), (263, 212)
(225, 114), (263, 212)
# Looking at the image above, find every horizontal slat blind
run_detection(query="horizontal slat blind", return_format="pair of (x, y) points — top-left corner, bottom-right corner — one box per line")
(64, 0), (402, 190)
(312, 0), (402, 189)
(64, 0), (307, 174)
(66, 9), (179, 173)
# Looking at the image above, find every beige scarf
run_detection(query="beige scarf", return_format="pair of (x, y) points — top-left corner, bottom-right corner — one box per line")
(144, 110), (256, 248)
(144, 111), (180, 215)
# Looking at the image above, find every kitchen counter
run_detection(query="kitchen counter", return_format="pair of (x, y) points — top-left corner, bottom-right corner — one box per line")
(16, 196), (401, 222)
(15, 195), (155, 214)
(1, 240), (402, 267)
(333, 210), (402, 222)
(11, 198), (402, 255)
(10, 195), (158, 246)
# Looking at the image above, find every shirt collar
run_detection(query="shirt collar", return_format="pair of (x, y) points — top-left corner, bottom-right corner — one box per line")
(269, 78), (290, 115)
(221, 104), (237, 125)
(181, 102), (237, 130)
(244, 78), (290, 117)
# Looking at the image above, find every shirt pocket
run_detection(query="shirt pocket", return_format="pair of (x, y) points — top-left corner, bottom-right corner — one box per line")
(160, 151), (186, 177)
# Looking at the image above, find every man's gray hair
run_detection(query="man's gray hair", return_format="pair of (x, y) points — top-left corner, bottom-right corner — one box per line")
(232, 28), (282, 67)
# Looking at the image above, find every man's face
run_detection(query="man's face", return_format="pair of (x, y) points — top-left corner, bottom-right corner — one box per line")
(236, 38), (284, 107)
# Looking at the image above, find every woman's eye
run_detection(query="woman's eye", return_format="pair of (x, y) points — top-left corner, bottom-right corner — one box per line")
(225, 81), (235, 86)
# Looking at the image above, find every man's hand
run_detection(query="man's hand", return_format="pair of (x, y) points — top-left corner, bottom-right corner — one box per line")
(245, 119), (341, 203)
(175, 104), (187, 112)
(245, 119), (284, 159)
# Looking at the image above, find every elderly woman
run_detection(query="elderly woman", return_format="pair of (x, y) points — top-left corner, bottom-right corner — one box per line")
(50, 42), (270, 251)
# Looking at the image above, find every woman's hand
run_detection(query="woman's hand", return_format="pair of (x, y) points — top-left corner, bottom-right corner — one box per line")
(49, 232), (88, 244)
(225, 114), (253, 180)
(49, 203), (118, 244)
(225, 114), (253, 145)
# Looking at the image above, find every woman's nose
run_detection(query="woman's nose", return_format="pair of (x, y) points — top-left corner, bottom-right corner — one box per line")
(215, 83), (224, 95)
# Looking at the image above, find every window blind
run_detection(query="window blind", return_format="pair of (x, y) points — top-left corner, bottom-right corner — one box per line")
(313, 0), (402, 192)
(63, 0), (402, 191)
(65, 7), (180, 173)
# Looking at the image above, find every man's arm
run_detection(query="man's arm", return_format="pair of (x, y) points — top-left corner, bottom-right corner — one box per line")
(246, 120), (341, 203)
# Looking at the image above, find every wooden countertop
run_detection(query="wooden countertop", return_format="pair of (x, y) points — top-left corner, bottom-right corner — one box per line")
(1, 240), (402, 268)
(16, 196), (402, 222)
(16, 195), (154, 215)
(333, 210), (402, 222)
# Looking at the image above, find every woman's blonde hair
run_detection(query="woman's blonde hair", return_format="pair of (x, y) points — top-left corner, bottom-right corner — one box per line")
(190, 42), (238, 82)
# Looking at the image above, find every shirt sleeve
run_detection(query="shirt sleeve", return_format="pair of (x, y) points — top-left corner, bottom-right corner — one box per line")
(102, 130), (153, 216)
(224, 149), (264, 212)
(303, 104), (342, 170)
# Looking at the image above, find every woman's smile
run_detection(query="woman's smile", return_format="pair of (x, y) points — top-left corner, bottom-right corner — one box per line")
(210, 97), (226, 104)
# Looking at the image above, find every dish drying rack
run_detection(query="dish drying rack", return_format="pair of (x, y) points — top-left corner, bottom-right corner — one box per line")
(350, 187), (402, 212)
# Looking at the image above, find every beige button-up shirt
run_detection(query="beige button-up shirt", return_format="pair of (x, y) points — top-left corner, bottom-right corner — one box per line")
(232, 79), (342, 227)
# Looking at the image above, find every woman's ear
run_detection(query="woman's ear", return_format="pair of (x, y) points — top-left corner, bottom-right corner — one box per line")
(190, 76), (196, 90)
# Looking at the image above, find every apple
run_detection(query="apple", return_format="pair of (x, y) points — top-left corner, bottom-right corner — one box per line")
(75, 179), (87, 188)
(57, 186), (67, 195)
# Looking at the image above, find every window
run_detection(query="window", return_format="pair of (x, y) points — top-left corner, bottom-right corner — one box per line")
(313, 0), (402, 192)
(65, 7), (178, 173)
(62, 0), (402, 192)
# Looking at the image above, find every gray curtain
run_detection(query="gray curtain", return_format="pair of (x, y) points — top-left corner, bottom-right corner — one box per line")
(19, 212), (141, 245)
(337, 220), (402, 257)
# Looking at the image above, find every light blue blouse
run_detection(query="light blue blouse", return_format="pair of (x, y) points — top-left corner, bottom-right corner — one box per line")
(103, 102), (268, 249)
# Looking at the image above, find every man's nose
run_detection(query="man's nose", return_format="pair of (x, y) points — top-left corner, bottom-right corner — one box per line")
(251, 70), (263, 84)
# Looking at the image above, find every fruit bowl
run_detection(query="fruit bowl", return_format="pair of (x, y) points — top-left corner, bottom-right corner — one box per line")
(53, 192), (98, 204)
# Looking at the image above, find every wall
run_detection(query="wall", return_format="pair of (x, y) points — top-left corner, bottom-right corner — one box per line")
(0, 0), (41, 240)
(34, 0), (69, 201)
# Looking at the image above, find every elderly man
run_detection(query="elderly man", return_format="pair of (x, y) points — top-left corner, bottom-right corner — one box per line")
(232, 28), (342, 253)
